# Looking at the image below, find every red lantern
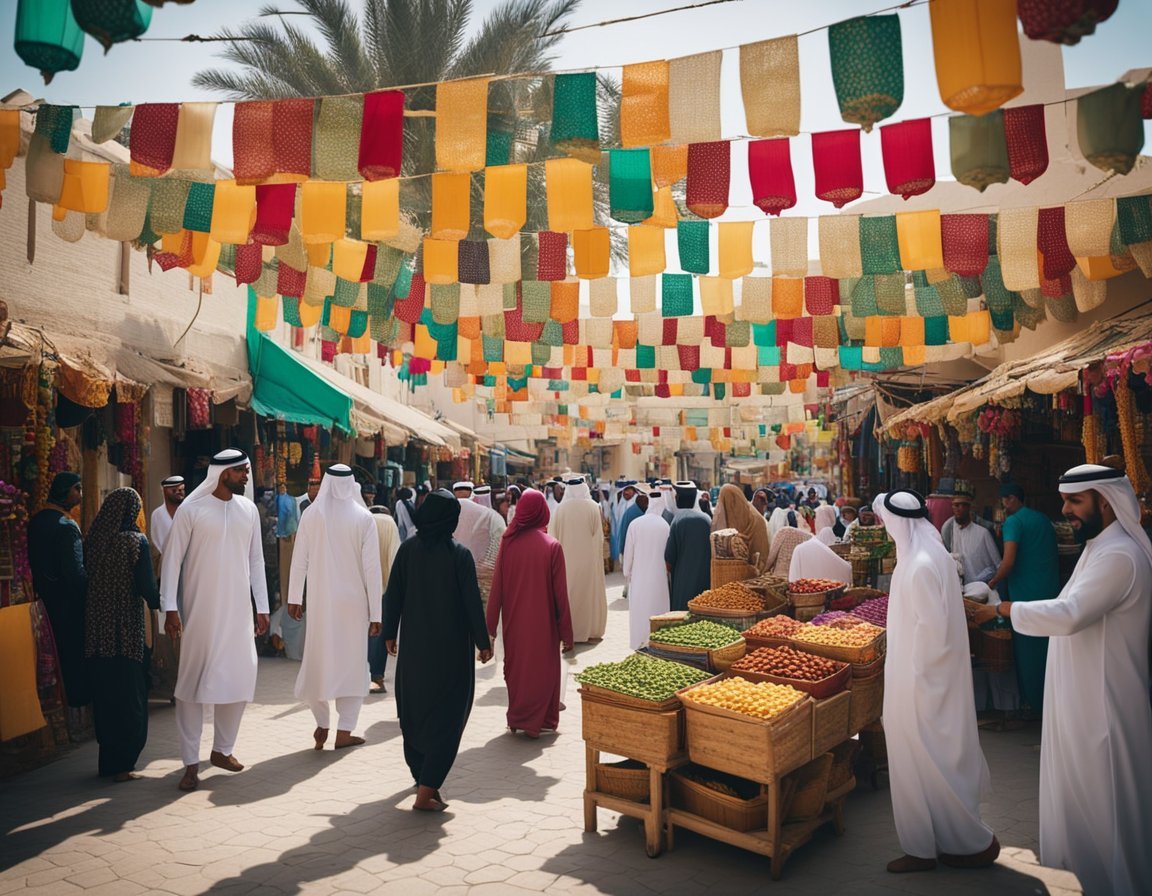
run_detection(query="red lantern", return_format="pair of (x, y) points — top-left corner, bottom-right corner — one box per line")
(359, 90), (404, 181)
(1037, 207), (1076, 279)
(251, 183), (297, 246)
(940, 214), (989, 277)
(1017, 0), (1118, 45)
(748, 138), (796, 216)
(686, 141), (730, 219)
(811, 129), (863, 208)
(880, 118), (935, 199)
(1003, 104), (1049, 184)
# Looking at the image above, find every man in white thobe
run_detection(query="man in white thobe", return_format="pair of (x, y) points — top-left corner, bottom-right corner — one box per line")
(453, 480), (506, 607)
(942, 492), (1001, 585)
(973, 465), (1152, 895)
(788, 537), (852, 585)
(550, 476), (608, 643)
(287, 465), (383, 749)
(150, 475), (184, 556)
(161, 449), (269, 792)
(623, 490), (671, 650)
(874, 490), (997, 874)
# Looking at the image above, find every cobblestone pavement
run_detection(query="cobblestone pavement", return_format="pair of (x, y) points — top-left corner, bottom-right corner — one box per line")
(0, 572), (1081, 895)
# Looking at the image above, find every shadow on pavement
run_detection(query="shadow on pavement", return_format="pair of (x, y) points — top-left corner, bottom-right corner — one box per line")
(446, 733), (562, 804)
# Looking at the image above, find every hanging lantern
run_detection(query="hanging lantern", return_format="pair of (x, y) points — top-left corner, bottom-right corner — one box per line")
(620, 60), (670, 148)
(431, 171), (471, 241)
(1004, 103), (1050, 183)
(546, 158), (594, 233)
(15, 0), (84, 84)
(208, 180), (255, 245)
(748, 138), (796, 216)
(669, 51), (723, 144)
(896, 209), (944, 271)
(484, 165), (527, 240)
(880, 118), (935, 200)
(71, 0), (153, 52)
(740, 35), (801, 138)
(436, 77), (489, 172)
(929, 0), (1022, 116)
(572, 227), (610, 279)
(550, 72), (600, 163)
(361, 178), (399, 241)
(609, 149), (654, 224)
(1077, 82), (1145, 175)
(811, 129), (863, 208)
(629, 225), (666, 277)
(940, 213), (989, 276)
(949, 112), (1010, 191)
(1036, 207), (1076, 279)
(718, 222), (754, 279)
(129, 103), (180, 177)
(686, 141), (730, 219)
(300, 181), (347, 245)
(1017, 0), (1118, 45)
(359, 90), (404, 181)
(827, 14), (903, 132)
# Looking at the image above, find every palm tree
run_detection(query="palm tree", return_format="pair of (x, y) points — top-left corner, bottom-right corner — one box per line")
(194, 0), (622, 243)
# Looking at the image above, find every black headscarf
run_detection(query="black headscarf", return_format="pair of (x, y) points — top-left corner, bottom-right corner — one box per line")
(414, 489), (460, 541)
(84, 488), (147, 662)
(49, 471), (81, 504)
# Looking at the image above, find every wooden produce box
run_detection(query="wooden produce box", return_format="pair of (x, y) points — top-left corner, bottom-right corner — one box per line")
(811, 691), (852, 757)
(678, 677), (814, 782)
(789, 628), (886, 665)
(847, 661), (884, 734)
(669, 771), (769, 833)
(731, 660), (851, 700)
(646, 636), (747, 673)
(579, 688), (685, 766)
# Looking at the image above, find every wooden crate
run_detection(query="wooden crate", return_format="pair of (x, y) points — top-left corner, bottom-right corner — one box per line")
(811, 691), (852, 757)
(647, 635), (747, 673)
(669, 771), (769, 833)
(729, 657), (851, 700)
(789, 629), (886, 664)
(848, 668), (884, 734)
(679, 682), (813, 782)
(580, 690), (684, 766)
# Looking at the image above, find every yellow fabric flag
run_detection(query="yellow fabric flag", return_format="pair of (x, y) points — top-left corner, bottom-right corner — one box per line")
(431, 171), (471, 240)
(361, 178), (400, 241)
(436, 77), (490, 172)
(484, 165), (527, 239)
(546, 158), (594, 233)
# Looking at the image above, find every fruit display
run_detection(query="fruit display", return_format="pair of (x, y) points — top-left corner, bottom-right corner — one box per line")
(577, 653), (711, 702)
(850, 596), (889, 627)
(731, 646), (847, 683)
(789, 578), (845, 594)
(792, 621), (884, 649)
(649, 619), (744, 649)
(683, 676), (805, 720)
(809, 610), (852, 626)
(743, 616), (806, 639)
(689, 582), (764, 613)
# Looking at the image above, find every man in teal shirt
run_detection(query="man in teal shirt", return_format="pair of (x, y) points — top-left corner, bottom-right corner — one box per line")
(988, 482), (1059, 714)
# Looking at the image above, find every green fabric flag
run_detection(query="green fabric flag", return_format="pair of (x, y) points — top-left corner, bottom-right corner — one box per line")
(1013, 293), (1046, 330)
(486, 128), (513, 167)
(757, 345), (781, 366)
(521, 281), (551, 323)
(923, 316), (949, 346)
(874, 273), (906, 316)
(949, 112), (1009, 192)
(839, 346), (864, 370)
(725, 320), (751, 348)
(1077, 83), (1145, 175)
(282, 296), (303, 327)
(482, 334), (504, 362)
(331, 277), (360, 308)
(367, 282), (394, 318)
(828, 15), (903, 131)
(859, 216), (901, 274)
(347, 310), (369, 339)
(982, 257), (1017, 331)
(753, 321), (777, 347)
(391, 262), (413, 299)
(636, 344), (656, 369)
(550, 73), (599, 159)
(1117, 195), (1152, 245)
(662, 273), (694, 317)
(691, 368), (712, 384)
(430, 283), (460, 324)
(34, 104), (77, 154)
(914, 285), (945, 317)
(851, 276), (879, 317)
(609, 148), (654, 223)
(539, 319), (564, 347)
(182, 182), (215, 233)
(531, 342), (551, 365)
(677, 220), (711, 274)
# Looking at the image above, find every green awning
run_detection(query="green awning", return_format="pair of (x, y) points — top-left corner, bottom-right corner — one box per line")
(246, 290), (353, 433)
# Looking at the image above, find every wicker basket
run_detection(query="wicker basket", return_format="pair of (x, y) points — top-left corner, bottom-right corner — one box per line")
(678, 675), (814, 781)
(578, 682), (681, 712)
(788, 585), (844, 610)
(829, 542), (853, 558)
(731, 659), (851, 700)
(595, 759), (650, 803)
(741, 633), (794, 653)
(977, 628), (1013, 673)
(793, 604), (822, 623)
(687, 597), (767, 618)
(647, 635), (747, 673)
(711, 557), (757, 589)
(783, 752), (833, 822)
(848, 666), (884, 734)
(827, 739), (861, 791)
(650, 611), (691, 634)
(580, 688), (685, 765)
(812, 690), (852, 756)
(669, 770), (769, 832)
(789, 628), (886, 665)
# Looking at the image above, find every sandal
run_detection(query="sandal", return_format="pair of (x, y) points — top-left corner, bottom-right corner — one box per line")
(178, 769), (199, 792)
(209, 751), (245, 772)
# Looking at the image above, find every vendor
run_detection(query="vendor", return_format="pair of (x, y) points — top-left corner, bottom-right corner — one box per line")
(942, 489), (1000, 585)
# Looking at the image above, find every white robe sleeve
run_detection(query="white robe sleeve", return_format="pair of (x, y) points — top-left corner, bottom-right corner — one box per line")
(248, 504), (270, 614)
(288, 512), (313, 606)
(623, 524), (636, 580)
(159, 506), (193, 613)
(1013, 549), (1137, 637)
(484, 511), (506, 569)
(361, 517), (384, 624)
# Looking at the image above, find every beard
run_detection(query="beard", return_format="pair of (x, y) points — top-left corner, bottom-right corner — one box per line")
(224, 478), (246, 495)
(169, 495), (184, 505)
(1068, 507), (1104, 544)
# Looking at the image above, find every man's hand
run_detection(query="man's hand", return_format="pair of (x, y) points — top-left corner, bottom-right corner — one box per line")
(165, 610), (182, 641)
(255, 613), (270, 636)
(287, 602), (303, 621)
(386, 639), (398, 656)
(971, 603), (1002, 625)
(368, 622), (381, 637)
(478, 648), (494, 663)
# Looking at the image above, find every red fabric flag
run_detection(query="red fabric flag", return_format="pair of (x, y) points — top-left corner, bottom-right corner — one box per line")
(686, 141), (730, 219)
(811, 128), (863, 208)
(1003, 104), (1048, 185)
(1037, 207), (1076, 279)
(880, 118), (935, 199)
(748, 138), (796, 216)
(359, 90), (404, 181)
(232, 101), (275, 184)
(940, 214), (990, 277)
(130, 103), (179, 176)
(252, 183), (297, 246)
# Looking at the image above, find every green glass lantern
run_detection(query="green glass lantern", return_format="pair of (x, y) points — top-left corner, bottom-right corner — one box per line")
(15, 0), (84, 84)
(71, 0), (153, 53)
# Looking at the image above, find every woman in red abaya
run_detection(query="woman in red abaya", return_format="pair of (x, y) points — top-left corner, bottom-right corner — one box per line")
(486, 489), (574, 738)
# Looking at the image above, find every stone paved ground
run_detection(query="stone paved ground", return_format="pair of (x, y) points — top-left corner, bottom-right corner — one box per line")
(0, 572), (1082, 895)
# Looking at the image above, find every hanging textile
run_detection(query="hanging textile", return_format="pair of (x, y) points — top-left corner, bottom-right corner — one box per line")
(1117, 195), (1152, 245)
(737, 278), (771, 322)
(772, 277), (804, 319)
(740, 35), (801, 138)
(651, 144), (688, 188)
(770, 216), (808, 277)
(929, 0), (1023, 116)
(51, 207), (85, 242)
(430, 283), (460, 324)
(361, 178), (399, 241)
(818, 215), (863, 279)
(436, 77), (490, 172)
(949, 112), (1010, 191)
(333, 238), (369, 281)
(314, 96), (362, 181)
(423, 238), (459, 285)
(811, 129), (863, 208)
(208, 180), (255, 245)
(169, 102), (217, 175)
(669, 51), (723, 144)
(1017, 0), (1118, 45)
(573, 228), (610, 279)
(488, 235), (521, 283)
(748, 139), (796, 216)
(276, 259), (306, 296)
(621, 60), (670, 148)
(182, 181), (215, 233)
(550, 280), (580, 323)
(537, 231), (568, 281)
(90, 104), (133, 145)
(483, 164), (527, 239)
(431, 171), (471, 240)
(982, 256), (1018, 330)
(103, 169), (149, 241)
(546, 158), (594, 233)
(589, 277), (618, 316)
(629, 225), (666, 277)
(718, 222), (754, 279)
(1077, 83), (1146, 175)
(686, 142), (730, 219)
(700, 276), (735, 317)
(881, 118), (935, 199)
(940, 213), (989, 276)
(272, 99), (315, 182)
(300, 181), (346, 244)
(550, 72), (600, 163)
(0, 109), (19, 169)
(609, 149), (654, 224)
(874, 273), (907, 315)
(457, 240), (490, 285)
(231, 101), (275, 184)
(997, 206), (1041, 291)
(15, 0), (84, 84)
(677, 220), (710, 274)
(1000, 104), (1049, 185)
(1065, 198), (1116, 259)
(57, 159), (110, 214)
(252, 183), (296, 246)
(827, 15), (903, 132)
(859, 216), (901, 274)
(1072, 266), (1107, 311)
(129, 103), (179, 176)
(661, 274), (693, 317)
(34, 103), (75, 154)
(896, 209), (944, 270)
(1037, 206), (1077, 279)
(804, 277), (837, 316)
(148, 178), (191, 234)
(358, 89), (404, 181)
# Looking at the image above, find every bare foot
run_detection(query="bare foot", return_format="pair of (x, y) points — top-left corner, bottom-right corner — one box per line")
(113, 772), (141, 783)
(333, 731), (365, 749)
(178, 765), (199, 792)
(313, 727), (329, 750)
(413, 784), (448, 811)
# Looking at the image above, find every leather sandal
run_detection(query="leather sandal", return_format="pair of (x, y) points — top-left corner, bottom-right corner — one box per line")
(178, 768), (199, 792)
(209, 751), (245, 772)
